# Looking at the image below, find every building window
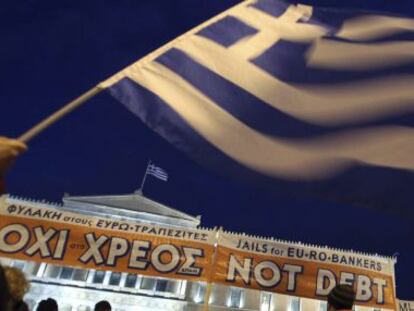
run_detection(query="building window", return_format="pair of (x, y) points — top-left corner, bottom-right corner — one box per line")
(109, 272), (122, 286)
(25, 262), (41, 276)
(43, 264), (61, 278)
(140, 277), (156, 291)
(165, 280), (182, 296)
(228, 287), (244, 308)
(124, 274), (137, 288)
(72, 269), (88, 282)
(289, 297), (301, 311)
(261, 292), (272, 311)
(152, 278), (182, 296)
(156, 279), (168, 292)
(92, 270), (106, 284)
(59, 267), (74, 279)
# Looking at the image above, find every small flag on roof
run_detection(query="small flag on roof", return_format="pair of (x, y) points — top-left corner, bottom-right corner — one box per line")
(136, 160), (168, 194)
(147, 162), (168, 181)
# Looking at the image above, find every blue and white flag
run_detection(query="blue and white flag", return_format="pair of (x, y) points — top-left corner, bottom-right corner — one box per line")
(147, 163), (168, 181)
(100, 0), (414, 213)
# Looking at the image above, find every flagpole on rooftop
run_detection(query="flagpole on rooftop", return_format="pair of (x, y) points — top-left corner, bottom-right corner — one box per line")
(18, 86), (103, 143)
(136, 159), (151, 194)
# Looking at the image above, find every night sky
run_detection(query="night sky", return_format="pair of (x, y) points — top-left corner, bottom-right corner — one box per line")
(1, 0), (413, 299)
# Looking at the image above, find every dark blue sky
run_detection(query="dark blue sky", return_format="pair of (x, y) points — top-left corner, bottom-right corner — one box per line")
(1, 0), (413, 299)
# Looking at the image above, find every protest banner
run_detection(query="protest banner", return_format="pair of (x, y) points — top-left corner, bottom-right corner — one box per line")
(0, 195), (400, 309)
(0, 196), (216, 282)
(212, 232), (396, 309)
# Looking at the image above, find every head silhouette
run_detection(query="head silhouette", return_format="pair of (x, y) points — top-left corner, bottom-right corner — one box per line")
(328, 284), (356, 311)
(94, 301), (111, 311)
(36, 298), (58, 311)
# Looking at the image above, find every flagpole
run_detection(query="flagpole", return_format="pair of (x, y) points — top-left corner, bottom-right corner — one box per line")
(16, 0), (251, 144)
(18, 86), (103, 143)
(137, 159), (151, 194)
(16, 0), (253, 145)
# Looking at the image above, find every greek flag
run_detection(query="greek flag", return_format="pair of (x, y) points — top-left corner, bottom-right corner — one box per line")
(100, 0), (414, 214)
(147, 164), (168, 181)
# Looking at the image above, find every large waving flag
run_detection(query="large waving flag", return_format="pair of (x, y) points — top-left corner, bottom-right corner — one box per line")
(99, 0), (414, 214)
